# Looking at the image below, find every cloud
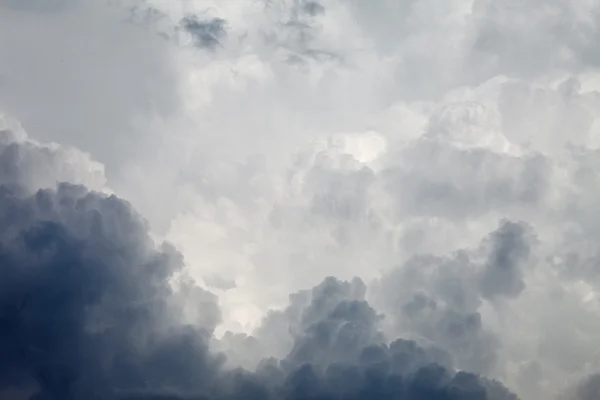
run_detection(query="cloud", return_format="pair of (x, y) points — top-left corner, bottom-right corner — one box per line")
(0, 114), (106, 193)
(0, 129), (523, 399)
(302, 1), (325, 17)
(468, 0), (600, 80)
(571, 374), (600, 400)
(180, 16), (227, 50)
(0, 135), (222, 399)
(6, 1), (600, 399)
(370, 219), (537, 376)
(478, 220), (534, 300)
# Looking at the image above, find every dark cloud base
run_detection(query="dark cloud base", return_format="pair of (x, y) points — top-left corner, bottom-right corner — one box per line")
(0, 137), (521, 400)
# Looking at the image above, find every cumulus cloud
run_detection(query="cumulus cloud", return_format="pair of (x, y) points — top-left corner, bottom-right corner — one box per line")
(370, 219), (536, 376)
(0, 115), (106, 192)
(5, 1), (600, 399)
(0, 127), (522, 399)
(0, 133), (218, 398)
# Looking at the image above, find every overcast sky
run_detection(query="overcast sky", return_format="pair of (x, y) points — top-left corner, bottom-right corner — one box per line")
(2, 1), (600, 399)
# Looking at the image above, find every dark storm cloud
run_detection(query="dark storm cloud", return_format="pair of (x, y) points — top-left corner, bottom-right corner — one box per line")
(264, 278), (518, 400)
(216, 277), (518, 400)
(0, 185), (519, 399)
(212, 278), (518, 400)
(0, 135), (519, 399)
(0, 181), (223, 399)
(0, 134), (220, 398)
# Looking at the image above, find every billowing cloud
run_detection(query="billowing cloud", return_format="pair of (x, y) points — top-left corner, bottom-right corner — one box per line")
(0, 114), (106, 192)
(0, 128), (520, 399)
(4, 1), (600, 399)
(0, 132), (218, 398)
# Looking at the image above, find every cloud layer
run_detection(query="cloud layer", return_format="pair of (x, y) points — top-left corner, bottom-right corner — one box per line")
(3, 1), (600, 399)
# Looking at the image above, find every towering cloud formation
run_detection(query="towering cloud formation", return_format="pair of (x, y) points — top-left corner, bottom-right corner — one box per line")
(0, 126), (519, 399)
(3, 1), (600, 399)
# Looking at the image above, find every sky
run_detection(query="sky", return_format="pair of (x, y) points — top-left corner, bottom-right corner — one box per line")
(1, 0), (600, 399)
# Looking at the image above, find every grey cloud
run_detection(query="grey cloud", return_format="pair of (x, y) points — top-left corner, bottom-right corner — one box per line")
(250, 278), (516, 400)
(307, 164), (375, 223)
(381, 141), (548, 221)
(249, 276), (370, 364)
(180, 16), (227, 50)
(0, 182), (222, 398)
(263, 0), (338, 65)
(573, 374), (600, 400)
(215, 276), (517, 400)
(284, 298), (384, 368)
(497, 77), (600, 152)
(479, 220), (534, 300)
(216, 277), (378, 369)
(469, 0), (600, 80)
(556, 373), (600, 400)
(0, 131), (221, 399)
(302, 1), (325, 16)
(338, 0), (600, 98)
(374, 220), (535, 374)
(0, 118), (105, 192)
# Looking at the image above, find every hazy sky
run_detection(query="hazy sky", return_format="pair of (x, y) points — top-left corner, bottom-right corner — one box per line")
(2, 1), (600, 399)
